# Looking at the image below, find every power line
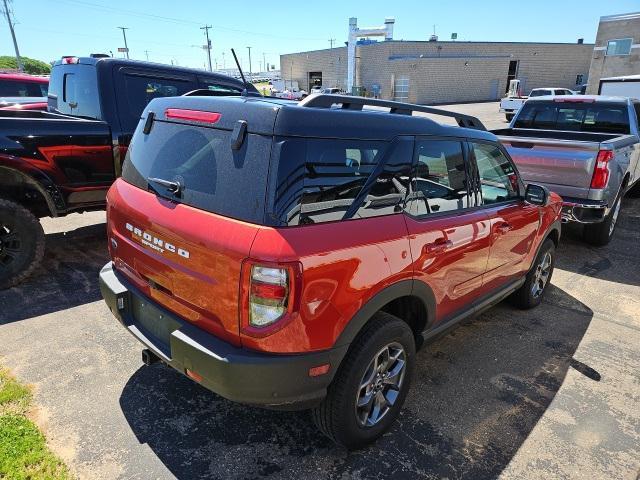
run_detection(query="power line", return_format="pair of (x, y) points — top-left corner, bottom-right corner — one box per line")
(2, 0), (24, 71)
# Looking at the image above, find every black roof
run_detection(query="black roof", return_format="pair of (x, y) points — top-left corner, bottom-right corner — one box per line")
(146, 94), (497, 142)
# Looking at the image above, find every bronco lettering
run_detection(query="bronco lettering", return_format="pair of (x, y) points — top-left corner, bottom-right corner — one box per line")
(125, 223), (190, 259)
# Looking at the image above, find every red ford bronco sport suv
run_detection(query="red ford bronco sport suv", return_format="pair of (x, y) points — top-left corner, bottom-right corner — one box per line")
(99, 94), (562, 448)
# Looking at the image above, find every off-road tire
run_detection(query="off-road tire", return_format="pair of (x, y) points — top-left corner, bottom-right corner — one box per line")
(311, 312), (415, 449)
(510, 238), (556, 309)
(583, 193), (622, 246)
(0, 198), (45, 289)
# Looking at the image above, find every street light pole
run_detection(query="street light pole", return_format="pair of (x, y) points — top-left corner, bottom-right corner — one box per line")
(200, 25), (212, 72)
(3, 0), (24, 71)
(262, 52), (266, 72)
(246, 46), (252, 80)
(117, 27), (130, 59)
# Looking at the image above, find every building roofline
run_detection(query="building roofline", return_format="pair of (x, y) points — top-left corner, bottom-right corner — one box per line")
(599, 11), (640, 22)
(281, 40), (594, 57)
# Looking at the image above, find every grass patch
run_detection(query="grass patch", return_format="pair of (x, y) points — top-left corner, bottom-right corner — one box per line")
(0, 366), (72, 479)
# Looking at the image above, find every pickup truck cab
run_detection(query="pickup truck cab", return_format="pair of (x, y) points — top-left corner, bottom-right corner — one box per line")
(0, 72), (48, 98)
(0, 56), (255, 288)
(99, 93), (562, 448)
(494, 96), (640, 245)
(500, 88), (576, 121)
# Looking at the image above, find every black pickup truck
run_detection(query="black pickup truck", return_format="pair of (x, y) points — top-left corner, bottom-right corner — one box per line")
(0, 56), (255, 288)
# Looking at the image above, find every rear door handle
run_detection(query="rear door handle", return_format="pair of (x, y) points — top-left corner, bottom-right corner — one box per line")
(423, 238), (453, 254)
(495, 222), (512, 234)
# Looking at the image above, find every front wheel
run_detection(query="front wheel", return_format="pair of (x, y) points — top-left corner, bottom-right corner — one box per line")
(583, 194), (622, 246)
(511, 238), (556, 309)
(311, 312), (415, 449)
(0, 198), (45, 289)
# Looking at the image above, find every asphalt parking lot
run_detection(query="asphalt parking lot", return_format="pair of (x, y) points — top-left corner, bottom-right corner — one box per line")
(1, 101), (639, 480)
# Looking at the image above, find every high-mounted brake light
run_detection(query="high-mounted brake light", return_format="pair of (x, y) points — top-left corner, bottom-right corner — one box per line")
(61, 56), (79, 64)
(240, 261), (302, 336)
(553, 97), (595, 103)
(591, 150), (613, 189)
(165, 108), (221, 124)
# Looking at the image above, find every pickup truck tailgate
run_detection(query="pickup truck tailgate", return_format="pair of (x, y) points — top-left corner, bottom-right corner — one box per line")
(499, 136), (599, 194)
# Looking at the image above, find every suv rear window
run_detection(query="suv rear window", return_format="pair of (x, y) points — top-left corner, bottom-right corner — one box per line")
(122, 120), (271, 223)
(514, 101), (630, 134)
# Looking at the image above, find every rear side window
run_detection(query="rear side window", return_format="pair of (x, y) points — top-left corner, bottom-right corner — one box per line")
(123, 74), (195, 125)
(269, 138), (413, 226)
(529, 90), (552, 97)
(0, 79), (47, 97)
(122, 120), (271, 223)
(514, 101), (630, 134)
(405, 140), (471, 216)
(57, 66), (101, 119)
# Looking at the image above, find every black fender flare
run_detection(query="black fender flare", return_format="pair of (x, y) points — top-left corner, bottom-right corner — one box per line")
(333, 279), (437, 349)
(0, 164), (63, 216)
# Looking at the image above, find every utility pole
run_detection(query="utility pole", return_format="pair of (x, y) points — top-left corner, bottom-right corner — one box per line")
(117, 27), (130, 59)
(329, 38), (335, 49)
(2, 0), (24, 72)
(246, 46), (252, 80)
(200, 25), (212, 72)
(262, 52), (267, 73)
(144, 50), (150, 61)
(222, 51), (225, 69)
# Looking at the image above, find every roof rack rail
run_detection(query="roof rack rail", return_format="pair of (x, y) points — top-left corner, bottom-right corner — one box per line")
(298, 94), (487, 131)
(182, 89), (261, 98)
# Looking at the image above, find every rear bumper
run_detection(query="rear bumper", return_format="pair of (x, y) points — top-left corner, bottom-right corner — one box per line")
(99, 262), (348, 410)
(561, 197), (608, 224)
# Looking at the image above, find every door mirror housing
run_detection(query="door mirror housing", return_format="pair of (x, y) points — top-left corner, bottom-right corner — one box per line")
(525, 183), (549, 206)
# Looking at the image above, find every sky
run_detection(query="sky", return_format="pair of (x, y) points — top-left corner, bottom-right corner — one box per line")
(1, 0), (638, 72)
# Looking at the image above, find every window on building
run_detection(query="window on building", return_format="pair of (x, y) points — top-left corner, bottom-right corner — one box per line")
(393, 78), (409, 102)
(575, 74), (584, 86)
(605, 38), (633, 56)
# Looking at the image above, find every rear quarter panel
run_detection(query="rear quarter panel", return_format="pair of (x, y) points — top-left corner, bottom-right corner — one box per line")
(246, 215), (413, 353)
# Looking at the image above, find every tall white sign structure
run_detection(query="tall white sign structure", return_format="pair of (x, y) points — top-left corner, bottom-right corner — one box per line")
(347, 17), (395, 93)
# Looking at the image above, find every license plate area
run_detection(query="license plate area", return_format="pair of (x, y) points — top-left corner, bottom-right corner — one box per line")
(131, 296), (181, 356)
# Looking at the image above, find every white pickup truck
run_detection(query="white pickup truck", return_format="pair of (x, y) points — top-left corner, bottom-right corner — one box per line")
(270, 79), (308, 100)
(500, 83), (576, 121)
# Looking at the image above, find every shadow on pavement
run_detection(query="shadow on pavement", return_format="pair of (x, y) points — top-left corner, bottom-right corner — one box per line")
(0, 222), (108, 324)
(555, 196), (640, 288)
(120, 285), (594, 480)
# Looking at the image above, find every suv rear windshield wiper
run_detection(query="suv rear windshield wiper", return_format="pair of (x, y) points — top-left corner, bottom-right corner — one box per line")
(147, 177), (183, 199)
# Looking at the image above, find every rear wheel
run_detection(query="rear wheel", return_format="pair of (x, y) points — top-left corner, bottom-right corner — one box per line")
(511, 238), (555, 309)
(311, 312), (415, 449)
(0, 199), (45, 289)
(583, 194), (622, 246)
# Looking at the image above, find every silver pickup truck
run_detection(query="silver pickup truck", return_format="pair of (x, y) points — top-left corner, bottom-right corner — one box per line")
(494, 96), (640, 245)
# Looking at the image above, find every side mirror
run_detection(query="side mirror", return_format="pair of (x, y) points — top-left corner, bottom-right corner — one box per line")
(525, 183), (549, 206)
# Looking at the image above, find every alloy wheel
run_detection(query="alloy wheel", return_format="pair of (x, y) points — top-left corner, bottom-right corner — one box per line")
(0, 222), (22, 269)
(531, 251), (552, 298)
(355, 342), (406, 427)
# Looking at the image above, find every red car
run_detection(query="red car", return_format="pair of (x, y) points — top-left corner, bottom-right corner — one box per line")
(0, 72), (48, 97)
(100, 94), (562, 448)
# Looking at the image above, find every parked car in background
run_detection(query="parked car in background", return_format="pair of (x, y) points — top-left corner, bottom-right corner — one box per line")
(500, 79), (576, 121)
(0, 72), (48, 98)
(0, 56), (256, 289)
(310, 85), (323, 94)
(598, 75), (640, 99)
(494, 95), (640, 245)
(100, 93), (562, 449)
(321, 87), (345, 94)
(0, 97), (48, 111)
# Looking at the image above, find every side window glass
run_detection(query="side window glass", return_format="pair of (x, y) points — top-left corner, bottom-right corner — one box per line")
(472, 143), (520, 205)
(123, 74), (193, 125)
(407, 140), (470, 216)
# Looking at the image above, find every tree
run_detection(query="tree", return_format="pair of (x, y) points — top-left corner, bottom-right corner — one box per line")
(0, 56), (51, 75)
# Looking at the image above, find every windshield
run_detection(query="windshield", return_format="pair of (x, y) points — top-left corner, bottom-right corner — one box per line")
(513, 101), (630, 134)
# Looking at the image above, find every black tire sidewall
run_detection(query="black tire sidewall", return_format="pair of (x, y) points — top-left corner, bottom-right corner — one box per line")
(330, 317), (415, 448)
(0, 200), (44, 288)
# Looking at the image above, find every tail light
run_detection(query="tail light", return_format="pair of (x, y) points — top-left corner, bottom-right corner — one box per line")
(241, 261), (302, 337)
(590, 150), (613, 189)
